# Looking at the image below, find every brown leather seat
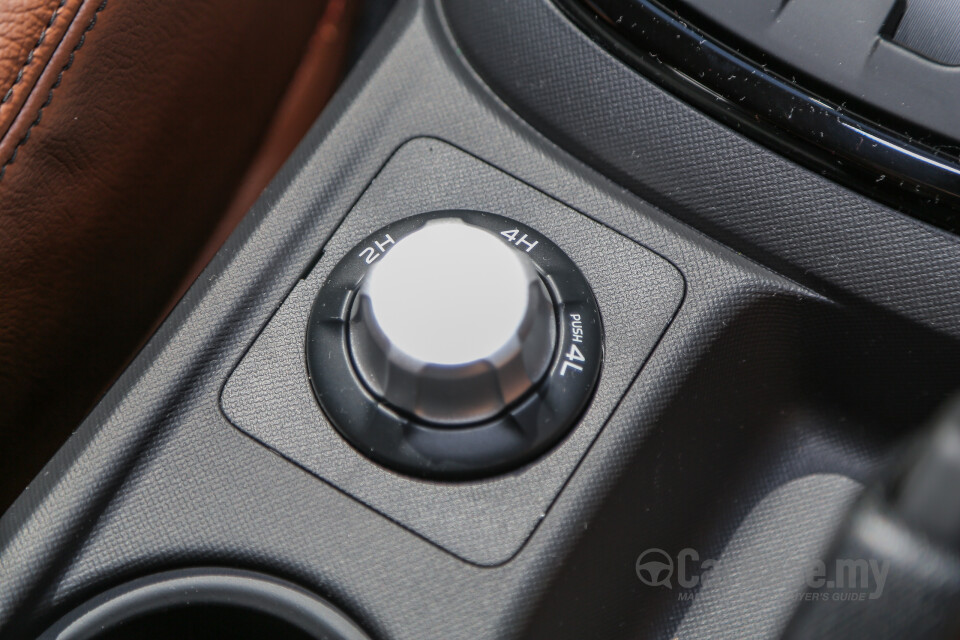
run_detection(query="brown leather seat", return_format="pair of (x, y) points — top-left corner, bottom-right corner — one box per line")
(0, 0), (355, 509)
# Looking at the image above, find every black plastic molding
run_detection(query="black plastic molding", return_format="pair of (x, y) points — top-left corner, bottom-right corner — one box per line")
(557, 0), (960, 233)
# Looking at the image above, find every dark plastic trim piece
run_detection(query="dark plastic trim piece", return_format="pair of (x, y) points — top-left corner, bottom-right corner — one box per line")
(38, 568), (371, 640)
(556, 0), (960, 233)
(306, 210), (603, 480)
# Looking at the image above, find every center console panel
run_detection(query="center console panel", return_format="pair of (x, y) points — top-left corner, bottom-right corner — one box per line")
(2, 0), (959, 638)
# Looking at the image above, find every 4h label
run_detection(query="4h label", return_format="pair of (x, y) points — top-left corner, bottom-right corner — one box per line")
(500, 228), (539, 253)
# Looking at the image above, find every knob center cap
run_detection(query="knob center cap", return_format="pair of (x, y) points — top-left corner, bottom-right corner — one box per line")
(348, 219), (556, 425)
(365, 222), (530, 365)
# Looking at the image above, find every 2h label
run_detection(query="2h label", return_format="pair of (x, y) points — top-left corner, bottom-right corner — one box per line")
(358, 233), (395, 264)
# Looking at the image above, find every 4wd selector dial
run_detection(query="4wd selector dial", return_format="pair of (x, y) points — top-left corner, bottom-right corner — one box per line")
(348, 219), (556, 424)
(307, 210), (602, 479)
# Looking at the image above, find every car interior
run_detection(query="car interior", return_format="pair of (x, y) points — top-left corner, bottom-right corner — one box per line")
(2, 0), (960, 638)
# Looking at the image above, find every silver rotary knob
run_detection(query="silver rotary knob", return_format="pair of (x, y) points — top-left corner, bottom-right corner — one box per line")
(348, 218), (557, 425)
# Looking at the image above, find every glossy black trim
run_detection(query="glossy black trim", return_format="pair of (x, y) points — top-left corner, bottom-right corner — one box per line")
(556, 0), (960, 233)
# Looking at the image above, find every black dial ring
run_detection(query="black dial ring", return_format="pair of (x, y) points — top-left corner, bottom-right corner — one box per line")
(305, 210), (603, 480)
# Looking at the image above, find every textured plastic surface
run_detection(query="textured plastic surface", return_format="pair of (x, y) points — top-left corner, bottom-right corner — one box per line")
(444, 0), (960, 341)
(784, 402), (960, 639)
(0, 0), (956, 638)
(894, 0), (960, 65)
(560, 0), (960, 233)
(222, 139), (680, 564)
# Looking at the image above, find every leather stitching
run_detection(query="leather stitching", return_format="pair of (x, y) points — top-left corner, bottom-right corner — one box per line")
(0, 0), (107, 181)
(1, 0), (69, 105)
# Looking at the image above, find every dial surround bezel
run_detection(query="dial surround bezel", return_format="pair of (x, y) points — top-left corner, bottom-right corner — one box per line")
(305, 210), (603, 480)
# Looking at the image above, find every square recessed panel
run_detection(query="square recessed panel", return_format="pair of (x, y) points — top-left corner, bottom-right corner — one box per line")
(221, 138), (684, 565)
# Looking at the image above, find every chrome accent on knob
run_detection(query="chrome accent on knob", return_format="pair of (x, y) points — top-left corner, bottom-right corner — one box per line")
(348, 218), (556, 425)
